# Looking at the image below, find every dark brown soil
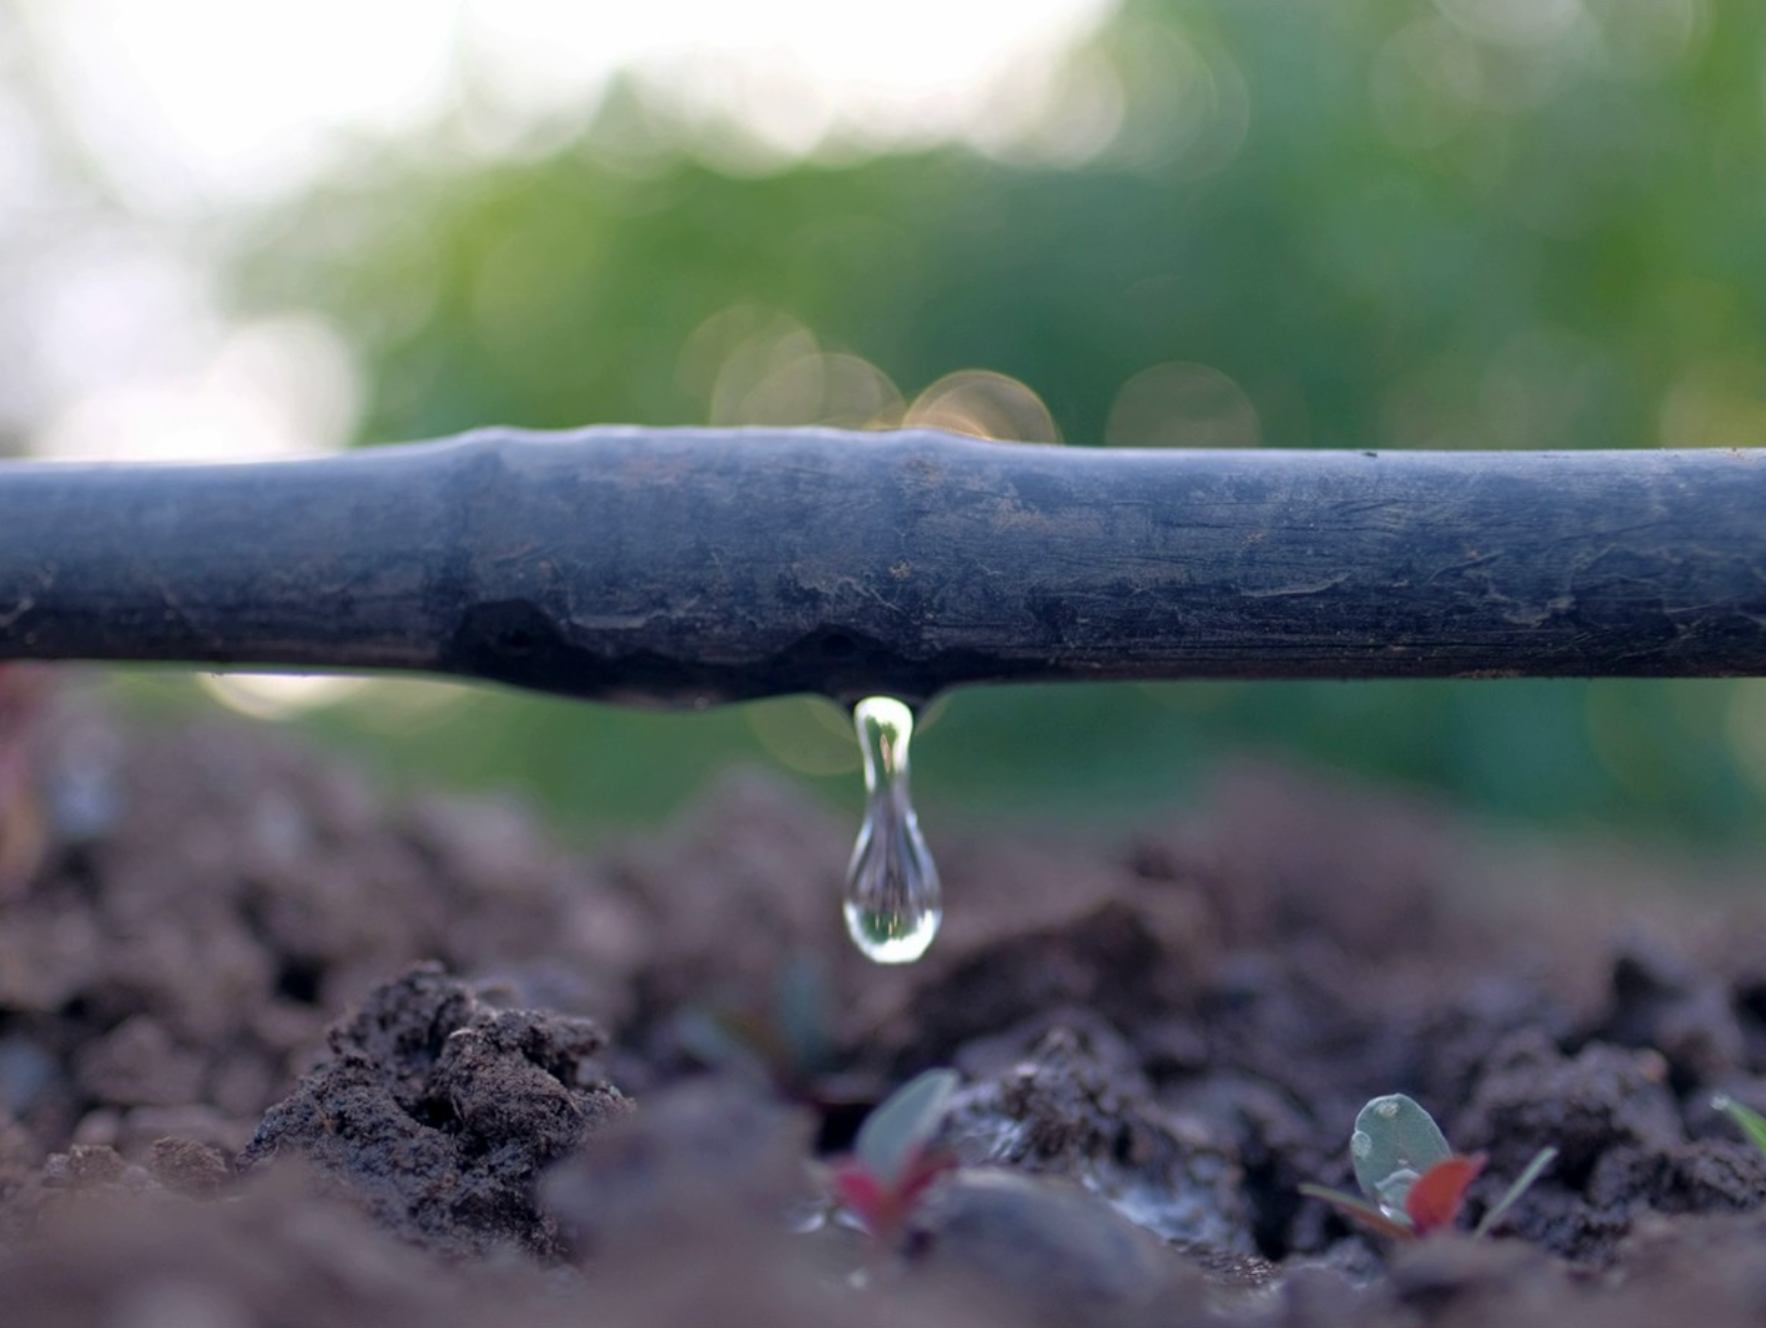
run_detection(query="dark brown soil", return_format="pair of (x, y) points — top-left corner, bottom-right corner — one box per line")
(4, 688), (1766, 1326)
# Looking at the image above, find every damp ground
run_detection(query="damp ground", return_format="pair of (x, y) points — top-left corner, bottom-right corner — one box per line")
(5, 693), (1766, 1326)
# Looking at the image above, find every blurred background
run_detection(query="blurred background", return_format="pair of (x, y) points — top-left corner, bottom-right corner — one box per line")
(4, 0), (1766, 848)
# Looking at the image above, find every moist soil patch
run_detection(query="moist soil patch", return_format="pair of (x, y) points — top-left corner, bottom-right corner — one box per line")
(4, 696), (1766, 1326)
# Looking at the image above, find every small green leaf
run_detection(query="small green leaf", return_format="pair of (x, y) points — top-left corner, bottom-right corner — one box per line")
(1473, 1145), (1556, 1236)
(856, 1068), (959, 1187)
(775, 954), (835, 1074)
(671, 1009), (768, 1080)
(1351, 1094), (1452, 1203)
(1714, 1094), (1766, 1161)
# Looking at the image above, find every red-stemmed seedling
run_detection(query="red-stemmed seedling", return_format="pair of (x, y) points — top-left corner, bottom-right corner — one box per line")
(1300, 1093), (1556, 1240)
(830, 1067), (959, 1240)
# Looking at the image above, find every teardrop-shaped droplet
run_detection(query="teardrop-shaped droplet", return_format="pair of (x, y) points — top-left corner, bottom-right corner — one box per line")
(844, 697), (942, 964)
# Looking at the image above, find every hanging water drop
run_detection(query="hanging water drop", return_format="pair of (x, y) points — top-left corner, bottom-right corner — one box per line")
(844, 696), (941, 964)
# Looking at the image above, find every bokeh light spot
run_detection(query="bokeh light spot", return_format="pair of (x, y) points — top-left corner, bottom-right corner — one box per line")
(746, 696), (860, 776)
(1432, 0), (1587, 47)
(1101, 20), (1250, 177)
(1587, 0), (1706, 81)
(735, 353), (904, 430)
(904, 370), (1061, 443)
(701, 311), (819, 427)
(198, 673), (367, 721)
(1105, 362), (1260, 448)
(1659, 356), (1766, 446)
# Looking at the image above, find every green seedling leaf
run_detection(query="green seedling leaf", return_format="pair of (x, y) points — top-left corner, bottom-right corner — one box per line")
(856, 1068), (959, 1188)
(1296, 1183), (1416, 1240)
(667, 1010), (780, 1080)
(1714, 1094), (1766, 1161)
(775, 954), (836, 1075)
(1352, 1094), (1453, 1205)
(671, 1008), (771, 1081)
(1473, 1145), (1556, 1236)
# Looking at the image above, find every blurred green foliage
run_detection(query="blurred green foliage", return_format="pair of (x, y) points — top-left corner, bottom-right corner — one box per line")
(228, 0), (1766, 845)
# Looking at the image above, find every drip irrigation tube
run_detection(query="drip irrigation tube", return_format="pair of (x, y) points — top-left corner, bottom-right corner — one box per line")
(0, 428), (1763, 706)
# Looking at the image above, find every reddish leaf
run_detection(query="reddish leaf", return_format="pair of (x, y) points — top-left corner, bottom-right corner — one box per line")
(831, 1149), (957, 1238)
(1405, 1153), (1486, 1235)
(893, 1148), (955, 1212)
(833, 1162), (887, 1227)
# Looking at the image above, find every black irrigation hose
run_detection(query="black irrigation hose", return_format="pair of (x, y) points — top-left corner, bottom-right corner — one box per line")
(0, 427), (1763, 707)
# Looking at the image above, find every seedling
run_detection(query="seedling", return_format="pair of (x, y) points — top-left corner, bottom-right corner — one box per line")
(830, 1068), (959, 1239)
(1713, 1093), (1766, 1160)
(672, 953), (843, 1099)
(1300, 1093), (1556, 1240)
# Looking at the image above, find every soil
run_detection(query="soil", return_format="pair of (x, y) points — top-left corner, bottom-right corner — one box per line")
(4, 685), (1766, 1325)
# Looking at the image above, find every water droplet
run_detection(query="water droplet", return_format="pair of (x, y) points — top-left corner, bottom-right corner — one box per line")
(844, 697), (942, 964)
(1350, 1129), (1373, 1159)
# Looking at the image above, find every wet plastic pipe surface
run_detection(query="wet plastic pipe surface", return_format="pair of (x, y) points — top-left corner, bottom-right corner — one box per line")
(0, 427), (1763, 706)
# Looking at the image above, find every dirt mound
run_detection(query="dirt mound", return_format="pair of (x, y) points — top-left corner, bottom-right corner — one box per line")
(3, 701), (1766, 1325)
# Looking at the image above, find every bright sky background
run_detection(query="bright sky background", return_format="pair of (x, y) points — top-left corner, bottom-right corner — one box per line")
(8, 0), (1116, 468)
(22, 0), (1117, 209)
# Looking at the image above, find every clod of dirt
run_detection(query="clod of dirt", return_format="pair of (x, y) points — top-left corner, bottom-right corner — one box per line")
(943, 1018), (1250, 1252)
(1462, 1032), (1682, 1178)
(608, 772), (856, 1024)
(875, 897), (1213, 1066)
(0, 710), (646, 1166)
(147, 1137), (231, 1199)
(238, 963), (630, 1258)
(0, 1106), (40, 1202)
(0, 1174), (585, 1328)
(1384, 1236), (1560, 1323)
(909, 1170), (1195, 1317)
(1599, 939), (1748, 1088)
(41, 1141), (142, 1190)
(1452, 1028), (1766, 1262)
(542, 1075), (816, 1251)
